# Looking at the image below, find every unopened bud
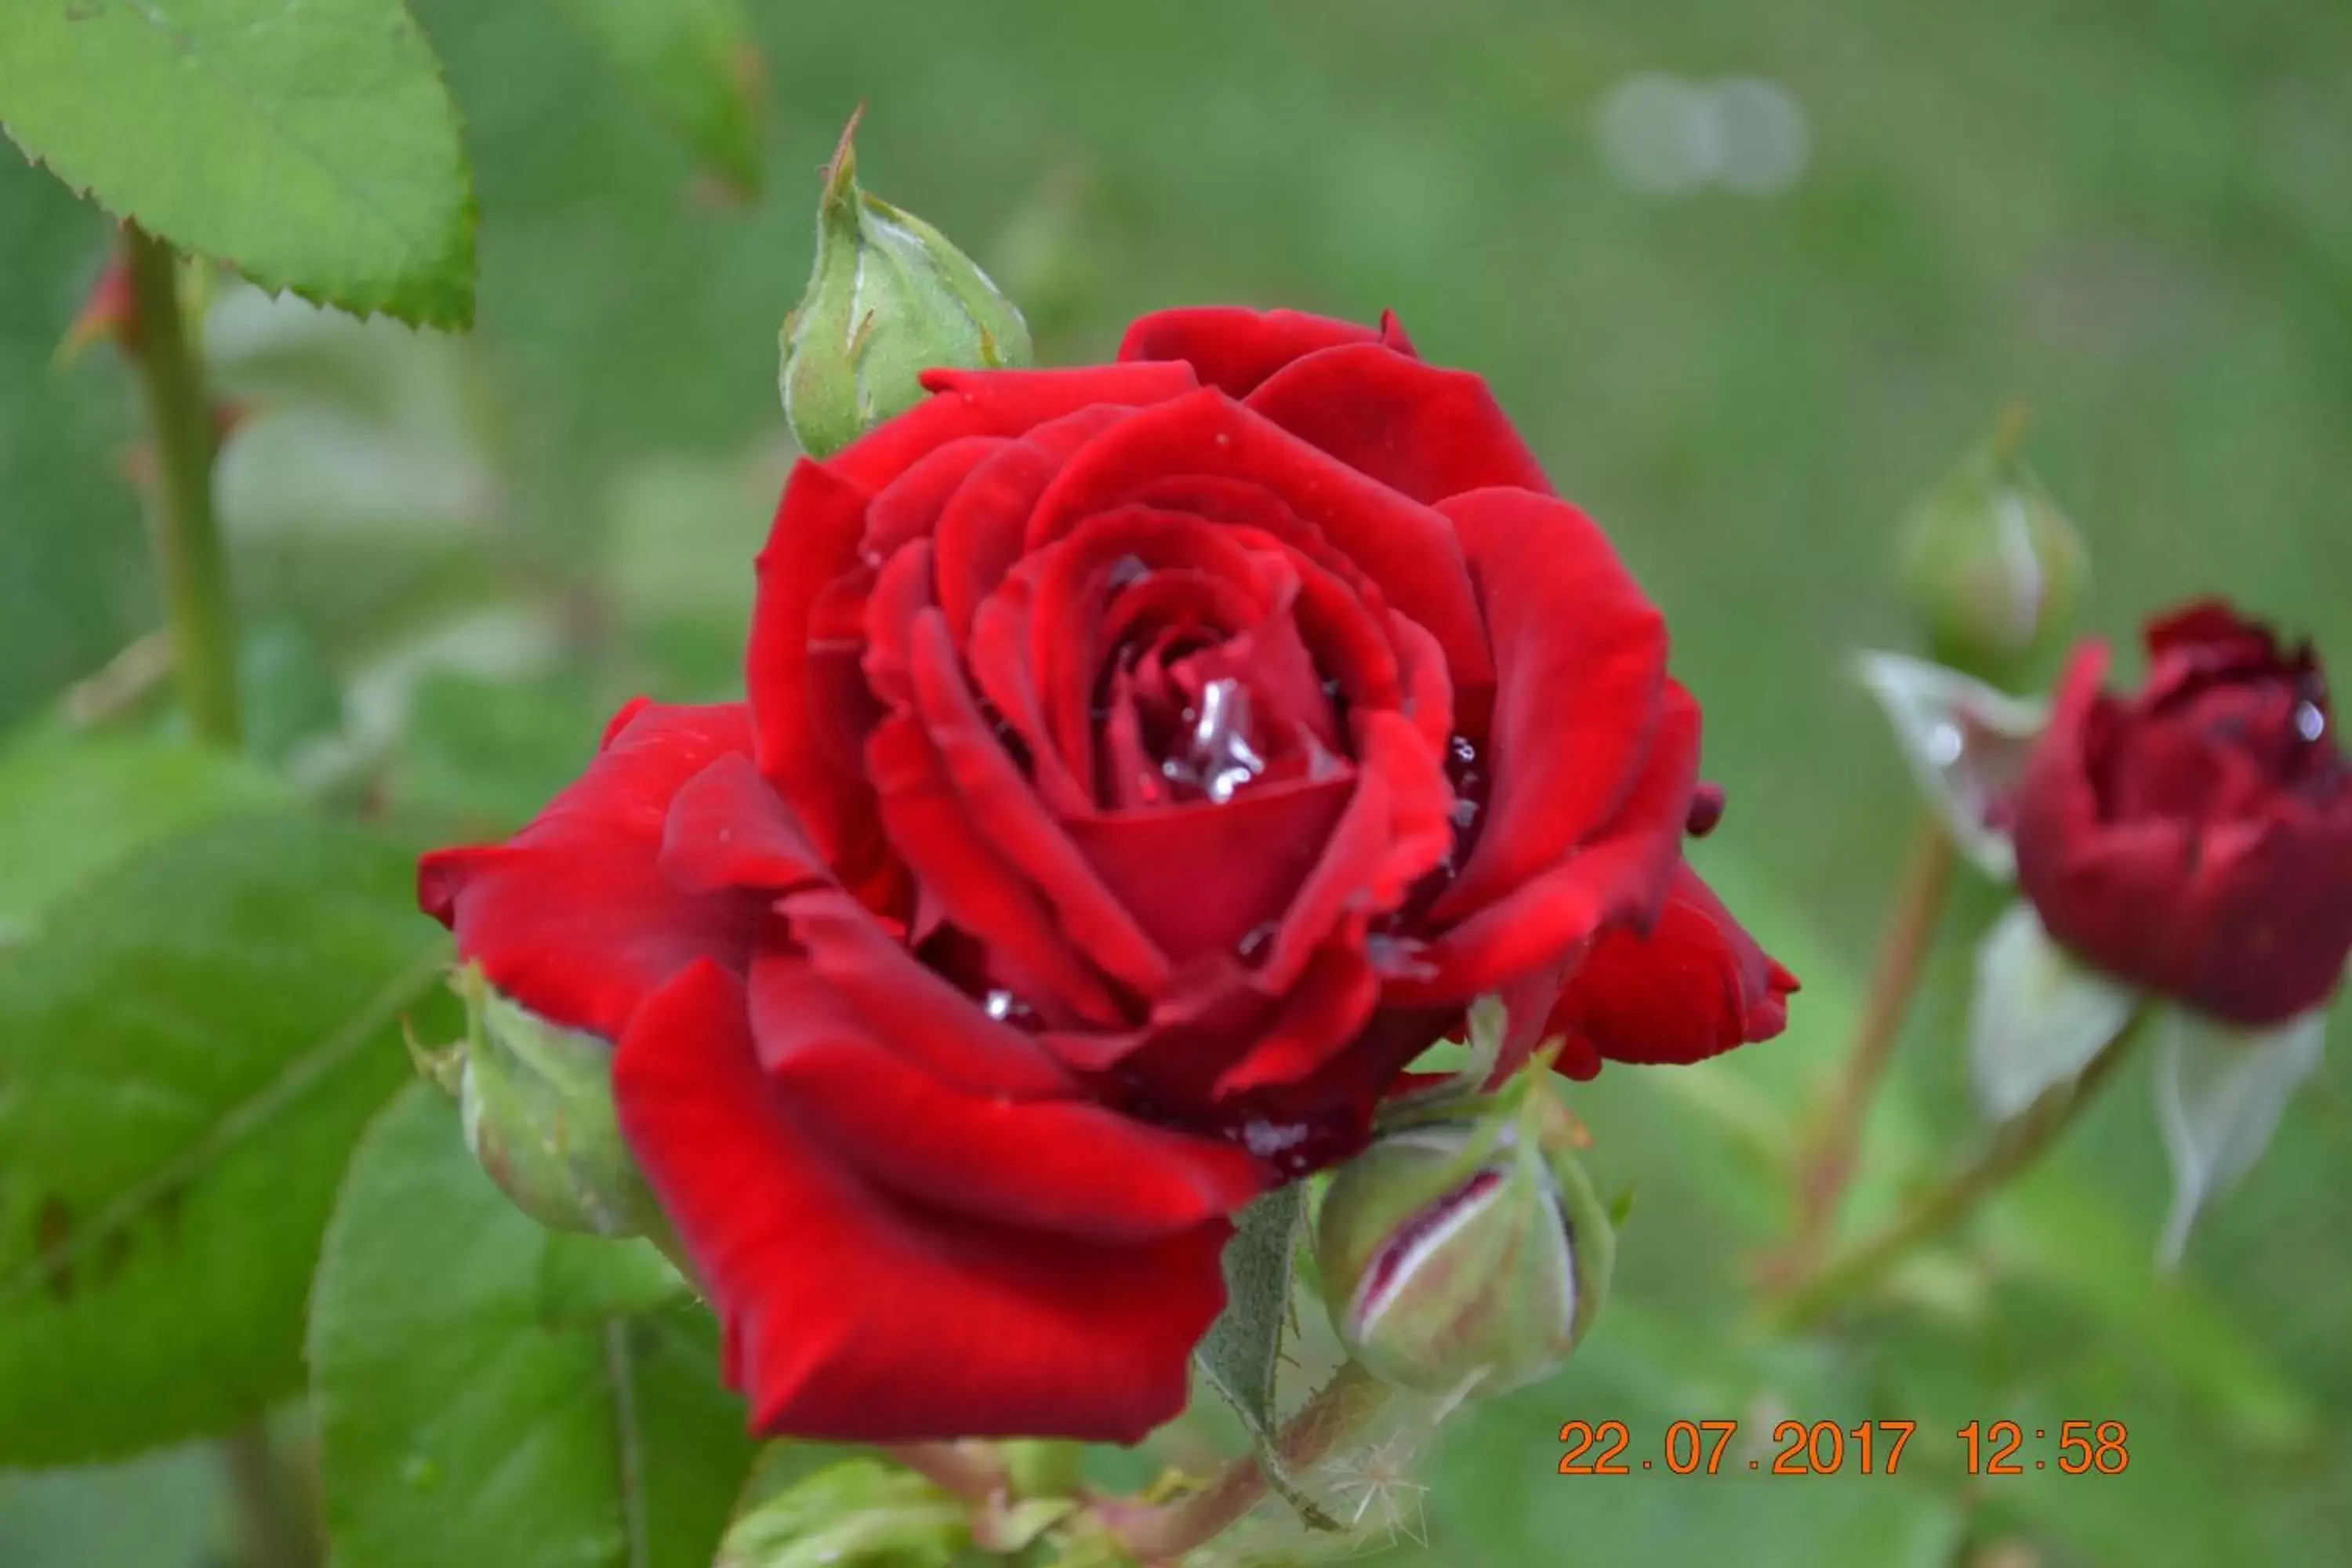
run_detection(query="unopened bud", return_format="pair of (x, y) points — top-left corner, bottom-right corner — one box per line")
(780, 110), (1033, 458)
(1314, 1068), (1614, 1399)
(1896, 408), (2087, 685)
(414, 966), (658, 1237)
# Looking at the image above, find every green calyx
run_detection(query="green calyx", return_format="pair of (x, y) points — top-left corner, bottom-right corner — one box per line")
(779, 110), (1033, 459)
(1896, 406), (2089, 687)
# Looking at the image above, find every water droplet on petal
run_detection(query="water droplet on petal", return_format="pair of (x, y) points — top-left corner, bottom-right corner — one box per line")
(1926, 720), (1965, 767)
(2295, 701), (2326, 743)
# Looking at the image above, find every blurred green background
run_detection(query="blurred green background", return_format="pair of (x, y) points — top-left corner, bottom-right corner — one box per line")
(2, 1), (2347, 1564)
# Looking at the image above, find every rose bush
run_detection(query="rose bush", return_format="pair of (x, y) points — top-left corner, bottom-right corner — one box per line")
(2011, 600), (2350, 1025)
(419, 307), (1794, 1443)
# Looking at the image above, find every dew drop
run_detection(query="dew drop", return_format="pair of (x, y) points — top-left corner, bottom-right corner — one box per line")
(981, 988), (1040, 1029)
(401, 1455), (441, 1491)
(1925, 720), (1965, 767)
(2295, 701), (2326, 743)
(1236, 922), (1278, 964)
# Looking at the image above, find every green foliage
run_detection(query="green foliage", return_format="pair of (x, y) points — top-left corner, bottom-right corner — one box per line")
(716, 1458), (968, 1568)
(541, 0), (765, 194)
(0, 728), (285, 946)
(0, 812), (448, 1465)
(310, 1084), (756, 1568)
(1196, 1186), (1305, 1443)
(0, 0), (475, 326)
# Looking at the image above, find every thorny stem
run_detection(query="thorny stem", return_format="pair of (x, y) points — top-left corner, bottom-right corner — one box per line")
(1780, 818), (1958, 1277)
(1770, 1008), (2151, 1331)
(1104, 1361), (1392, 1564)
(119, 223), (241, 747)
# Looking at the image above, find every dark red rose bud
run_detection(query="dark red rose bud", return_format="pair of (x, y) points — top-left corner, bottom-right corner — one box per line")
(2010, 600), (2351, 1025)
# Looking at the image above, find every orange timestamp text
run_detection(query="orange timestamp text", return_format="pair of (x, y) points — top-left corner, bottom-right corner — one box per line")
(1557, 1419), (2129, 1476)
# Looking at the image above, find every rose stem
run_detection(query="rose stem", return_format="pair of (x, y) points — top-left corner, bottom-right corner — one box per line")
(119, 223), (241, 748)
(1780, 816), (1958, 1277)
(1105, 1360), (1391, 1564)
(881, 1441), (1012, 1506)
(1769, 1007), (2150, 1332)
(122, 227), (289, 1560)
(220, 1422), (319, 1568)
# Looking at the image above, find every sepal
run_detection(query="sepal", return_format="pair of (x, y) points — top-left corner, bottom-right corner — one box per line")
(1969, 902), (2140, 1123)
(1857, 649), (2046, 877)
(2154, 1004), (2328, 1267)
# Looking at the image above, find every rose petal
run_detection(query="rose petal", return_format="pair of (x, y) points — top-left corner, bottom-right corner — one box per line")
(1431, 487), (1670, 924)
(749, 459), (890, 886)
(829, 362), (1200, 491)
(862, 436), (1003, 561)
(906, 611), (1173, 994)
(757, 886), (1074, 1098)
(658, 752), (833, 896)
(1245, 342), (1552, 504)
(612, 962), (1232, 1443)
(1116, 307), (1390, 397)
(935, 407), (1134, 648)
(1396, 682), (1700, 1004)
(1544, 862), (1798, 1080)
(1060, 775), (1353, 966)
(1025, 389), (1494, 701)
(865, 711), (1131, 1025)
(416, 701), (761, 1041)
(751, 944), (1269, 1240)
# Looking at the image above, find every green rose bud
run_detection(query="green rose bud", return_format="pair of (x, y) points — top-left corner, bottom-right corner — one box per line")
(1314, 1068), (1614, 1399)
(780, 110), (1033, 459)
(412, 966), (658, 1237)
(1896, 407), (2088, 686)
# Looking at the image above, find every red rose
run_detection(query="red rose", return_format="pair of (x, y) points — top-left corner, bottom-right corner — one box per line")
(419, 308), (1792, 1443)
(2011, 600), (2351, 1025)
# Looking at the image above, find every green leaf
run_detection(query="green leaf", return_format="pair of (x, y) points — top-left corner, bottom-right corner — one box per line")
(541, 0), (764, 193)
(0, 811), (448, 1465)
(0, 727), (286, 946)
(0, 0), (476, 327)
(1196, 1185), (1305, 1443)
(313, 1084), (757, 1568)
(717, 1457), (967, 1568)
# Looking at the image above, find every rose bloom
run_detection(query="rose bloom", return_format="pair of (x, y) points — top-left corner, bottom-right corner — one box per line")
(419, 309), (1794, 1442)
(2012, 600), (2350, 1025)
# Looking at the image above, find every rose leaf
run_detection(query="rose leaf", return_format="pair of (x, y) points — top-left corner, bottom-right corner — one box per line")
(0, 0), (475, 327)
(310, 1082), (757, 1568)
(0, 813), (445, 1465)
